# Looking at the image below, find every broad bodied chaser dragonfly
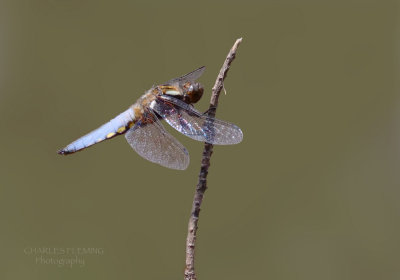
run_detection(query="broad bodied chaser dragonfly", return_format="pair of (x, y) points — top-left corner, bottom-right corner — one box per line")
(58, 66), (243, 170)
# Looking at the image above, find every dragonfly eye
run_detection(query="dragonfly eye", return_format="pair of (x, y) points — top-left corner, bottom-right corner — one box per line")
(184, 83), (204, 104)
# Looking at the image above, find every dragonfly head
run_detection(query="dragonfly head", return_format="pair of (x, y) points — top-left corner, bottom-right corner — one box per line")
(183, 82), (204, 104)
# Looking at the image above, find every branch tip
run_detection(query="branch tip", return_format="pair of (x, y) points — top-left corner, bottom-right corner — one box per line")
(184, 38), (243, 280)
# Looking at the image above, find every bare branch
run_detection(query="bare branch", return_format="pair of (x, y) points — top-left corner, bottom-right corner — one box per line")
(184, 38), (243, 280)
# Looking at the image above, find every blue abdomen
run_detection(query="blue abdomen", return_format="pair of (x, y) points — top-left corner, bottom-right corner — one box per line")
(58, 108), (135, 155)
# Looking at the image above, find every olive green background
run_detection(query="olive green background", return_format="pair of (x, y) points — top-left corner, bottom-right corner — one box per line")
(1, 0), (400, 279)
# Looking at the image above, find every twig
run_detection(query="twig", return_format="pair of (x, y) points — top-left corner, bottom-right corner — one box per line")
(184, 38), (243, 280)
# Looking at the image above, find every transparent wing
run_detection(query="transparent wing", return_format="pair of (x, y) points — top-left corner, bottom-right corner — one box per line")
(124, 112), (189, 170)
(164, 66), (206, 85)
(152, 96), (243, 145)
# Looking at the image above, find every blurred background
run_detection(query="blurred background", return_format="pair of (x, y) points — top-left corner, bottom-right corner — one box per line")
(1, 0), (400, 279)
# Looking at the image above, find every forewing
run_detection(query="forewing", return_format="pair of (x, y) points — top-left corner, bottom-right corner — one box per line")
(164, 66), (205, 85)
(124, 113), (190, 170)
(152, 96), (243, 145)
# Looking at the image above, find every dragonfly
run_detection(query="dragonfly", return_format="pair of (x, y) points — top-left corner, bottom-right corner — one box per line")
(58, 66), (243, 170)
